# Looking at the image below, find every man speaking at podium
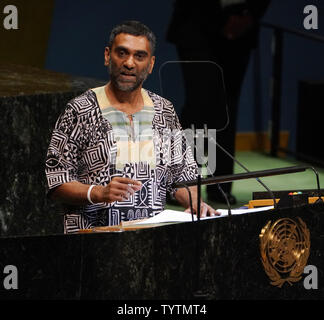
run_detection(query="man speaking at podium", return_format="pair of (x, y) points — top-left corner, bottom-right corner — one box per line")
(45, 20), (218, 234)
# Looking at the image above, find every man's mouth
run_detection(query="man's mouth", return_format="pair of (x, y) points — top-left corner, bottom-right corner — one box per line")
(119, 72), (136, 82)
(120, 71), (136, 78)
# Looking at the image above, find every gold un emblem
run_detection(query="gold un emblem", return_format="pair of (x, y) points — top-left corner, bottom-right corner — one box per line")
(259, 217), (310, 287)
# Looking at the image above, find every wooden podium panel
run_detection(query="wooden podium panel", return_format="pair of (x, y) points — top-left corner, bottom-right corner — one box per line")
(0, 203), (323, 300)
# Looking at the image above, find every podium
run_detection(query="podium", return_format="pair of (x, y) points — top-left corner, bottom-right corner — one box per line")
(1, 202), (323, 300)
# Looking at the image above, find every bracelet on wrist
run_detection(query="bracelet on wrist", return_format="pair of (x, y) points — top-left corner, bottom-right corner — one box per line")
(87, 185), (96, 204)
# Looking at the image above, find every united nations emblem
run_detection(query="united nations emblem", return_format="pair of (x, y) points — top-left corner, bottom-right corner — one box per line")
(259, 217), (310, 287)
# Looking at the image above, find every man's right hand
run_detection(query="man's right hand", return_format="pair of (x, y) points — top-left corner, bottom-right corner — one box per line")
(50, 178), (142, 205)
(97, 177), (142, 203)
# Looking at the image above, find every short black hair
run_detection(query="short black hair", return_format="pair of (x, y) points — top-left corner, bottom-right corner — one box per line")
(108, 20), (156, 55)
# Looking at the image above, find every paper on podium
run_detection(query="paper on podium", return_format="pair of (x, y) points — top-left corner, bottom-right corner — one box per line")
(77, 206), (275, 233)
(133, 206), (274, 225)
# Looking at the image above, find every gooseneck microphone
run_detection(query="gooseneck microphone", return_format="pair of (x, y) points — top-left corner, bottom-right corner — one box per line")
(205, 134), (322, 206)
(191, 125), (278, 213)
(173, 130), (320, 213)
(211, 137), (278, 210)
(217, 183), (232, 215)
(176, 182), (195, 222)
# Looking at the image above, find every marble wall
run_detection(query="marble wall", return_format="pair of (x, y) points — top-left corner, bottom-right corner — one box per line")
(0, 90), (83, 237)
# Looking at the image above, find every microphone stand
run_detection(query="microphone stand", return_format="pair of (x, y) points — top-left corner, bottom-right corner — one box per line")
(306, 166), (322, 202)
(177, 183), (195, 222)
(174, 165), (309, 207)
(217, 184), (232, 216)
(175, 166), (309, 186)
(212, 138), (279, 210)
(197, 174), (201, 221)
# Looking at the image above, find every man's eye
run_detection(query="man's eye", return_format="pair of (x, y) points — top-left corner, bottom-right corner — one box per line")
(135, 54), (145, 60)
(118, 50), (127, 57)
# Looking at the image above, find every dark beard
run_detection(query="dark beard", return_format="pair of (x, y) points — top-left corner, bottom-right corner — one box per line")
(108, 60), (150, 92)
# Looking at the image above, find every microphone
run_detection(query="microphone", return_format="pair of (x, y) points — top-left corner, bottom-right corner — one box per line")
(177, 125), (279, 219)
(209, 136), (322, 207)
(196, 124), (278, 210)
(217, 183), (232, 216)
(175, 166), (309, 186)
(306, 166), (323, 203)
(176, 182), (195, 222)
(176, 125), (311, 211)
(210, 135), (279, 210)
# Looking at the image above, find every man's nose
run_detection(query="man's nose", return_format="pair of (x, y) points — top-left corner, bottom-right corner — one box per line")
(124, 55), (135, 69)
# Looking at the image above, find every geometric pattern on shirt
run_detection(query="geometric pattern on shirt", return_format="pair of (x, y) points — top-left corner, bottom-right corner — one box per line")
(45, 88), (198, 234)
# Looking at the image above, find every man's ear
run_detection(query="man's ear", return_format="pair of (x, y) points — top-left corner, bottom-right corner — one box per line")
(104, 47), (110, 66)
(148, 55), (155, 74)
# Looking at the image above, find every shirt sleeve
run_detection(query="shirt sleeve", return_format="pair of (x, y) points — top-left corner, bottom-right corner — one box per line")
(45, 103), (80, 194)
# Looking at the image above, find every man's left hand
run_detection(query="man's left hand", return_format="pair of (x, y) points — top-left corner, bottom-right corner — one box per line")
(185, 201), (220, 218)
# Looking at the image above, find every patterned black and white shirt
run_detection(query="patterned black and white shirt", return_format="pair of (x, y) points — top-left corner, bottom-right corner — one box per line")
(45, 88), (197, 233)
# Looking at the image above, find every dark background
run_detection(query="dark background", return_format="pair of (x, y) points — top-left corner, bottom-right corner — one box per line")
(1, 0), (324, 149)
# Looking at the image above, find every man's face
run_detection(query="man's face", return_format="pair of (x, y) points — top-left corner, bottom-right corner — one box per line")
(105, 33), (155, 92)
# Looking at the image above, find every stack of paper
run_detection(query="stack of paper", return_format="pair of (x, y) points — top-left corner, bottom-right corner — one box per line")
(133, 206), (274, 225)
